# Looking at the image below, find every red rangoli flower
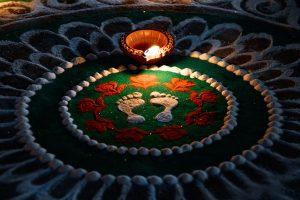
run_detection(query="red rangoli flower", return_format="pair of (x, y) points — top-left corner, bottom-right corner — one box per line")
(85, 118), (114, 134)
(190, 92), (202, 107)
(153, 125), (187, 141)
(77, 98), (95, 112)
(95, 81), (126, 96)
(115, 127), (149, 143)
(185, 108), (216, 126)
(130, 74), (158, 89)
(164, 78), (195, 92)
(190, 90), (218, 106)
(95, 96), (105, 108)
(199, 91), (218, 103)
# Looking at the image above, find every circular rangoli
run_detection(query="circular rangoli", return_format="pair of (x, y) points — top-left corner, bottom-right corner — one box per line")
(0, 5), (299, 200)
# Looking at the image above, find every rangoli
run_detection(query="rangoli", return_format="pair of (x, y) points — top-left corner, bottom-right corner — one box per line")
(0, 10), (299, 200)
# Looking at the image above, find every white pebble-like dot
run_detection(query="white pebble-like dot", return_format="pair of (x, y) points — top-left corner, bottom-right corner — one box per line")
(242, 150), (257, 160)
(138, 147), (149, 156)
(251, 144), (265, 152)
(35, 78), (49, 85)
(88, 139), (98, 146)
(49, 159), (64, 169)
(94, 72), (103, 80)
(85, 171), (101, 182)
(150, 148), (161, 157)
(191, 141), (203, 149)
(88, 76), (96, 82)
(129, 147), (138, 155)
(243, 73), (254, 81)
(97, 143), (107, 150)
(66, 90), (76, 98)
(101, 175), (116, 184)
(117, 175), (131, 184)
(210, 134), (222, 141)
(64, 62), (73, 69)
(199, 53), (210, 60)
(201, 137), (212, 145)
(58, 164), (74, 173)
(107, 145), (117, 152)
(181, 144), (192, 152)
(217, 60), (227, 67)
(192, 170), (208, 181)
(208, 56), (220, 64)
(190, 51), (200, 58)
(163, 175), (178, 185)
(132, 175), (148, 186)
(190, 71), (201, 79)
(219, 161), (236, 171)
(70, 168), (87, 178)
(108, 67), (119, 73)
(178, 173), (194, 184)
(162, 148), (173, 156)
(62, 96), (71, 101)
(172, 146), (183, 154)
(147, 176), (163, 185)
(117, 146), (128, 154)
(231, 155), (246, 165)
(80, 81), (90, 87)
(44, 72), (56, 80)
(180, 68), (193, 76)
(226, 65), (237, 72)
(54, 66), (65, 74)
(258, 138), (274, 147)
(118, 65), (127, 72)
(206, 166), (220, 176)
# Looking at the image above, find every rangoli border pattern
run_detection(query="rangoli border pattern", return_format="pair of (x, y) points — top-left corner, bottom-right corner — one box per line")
(58, 65), (239, 157)
(0, 1), (299, 31)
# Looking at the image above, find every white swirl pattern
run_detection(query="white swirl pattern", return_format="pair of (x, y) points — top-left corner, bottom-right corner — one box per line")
(0, 0), (299, 30)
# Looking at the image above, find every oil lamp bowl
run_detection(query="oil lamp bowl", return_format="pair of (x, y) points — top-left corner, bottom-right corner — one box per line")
(120, 29), (174, 64)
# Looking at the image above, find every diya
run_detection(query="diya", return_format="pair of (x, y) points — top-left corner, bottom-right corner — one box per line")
(120, 29), (174, 64)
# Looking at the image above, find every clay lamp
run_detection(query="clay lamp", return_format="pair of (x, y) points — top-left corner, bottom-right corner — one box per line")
(120, 29), (174, 64)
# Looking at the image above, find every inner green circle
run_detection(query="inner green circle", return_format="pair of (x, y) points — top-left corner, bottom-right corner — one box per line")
(68, 70), (227, 149)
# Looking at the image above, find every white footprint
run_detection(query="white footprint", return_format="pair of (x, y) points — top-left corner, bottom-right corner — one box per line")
(150, 91), (178, 123)
(117, 92), (145, 124)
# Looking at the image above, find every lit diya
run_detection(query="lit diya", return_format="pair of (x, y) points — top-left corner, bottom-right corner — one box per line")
(120, 29), (174, 64)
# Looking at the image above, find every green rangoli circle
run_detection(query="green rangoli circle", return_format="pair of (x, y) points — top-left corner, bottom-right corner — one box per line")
(28, 56), (269, 176)
(61, 68), (237, 156)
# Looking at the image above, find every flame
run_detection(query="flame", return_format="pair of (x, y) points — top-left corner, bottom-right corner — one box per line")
(144, 45), (163, 62)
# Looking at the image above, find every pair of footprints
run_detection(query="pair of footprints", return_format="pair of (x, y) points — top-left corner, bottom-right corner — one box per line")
(116, 92), (178, 124)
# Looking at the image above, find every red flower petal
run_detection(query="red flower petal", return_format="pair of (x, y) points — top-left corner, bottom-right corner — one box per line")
(153, 125), (187, 141)
(190, 91), (203, 107)
(95, 96), (105, 108)
(115, 127), (148, 143)
(186, 109), (216, 126)
(95, 81), (126, 96)
(117, 84), (126, 93)
(85, 118), (114, 134)
(85, 120), (106, 133)
(130, 74), (158, 89)
(164, 78), (195, 92)
(77, 98), (95, 112)
(200, 91), (217, 103)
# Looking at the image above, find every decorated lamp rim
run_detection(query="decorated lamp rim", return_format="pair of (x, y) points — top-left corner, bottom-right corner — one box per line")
(120, 29), (175, 57)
